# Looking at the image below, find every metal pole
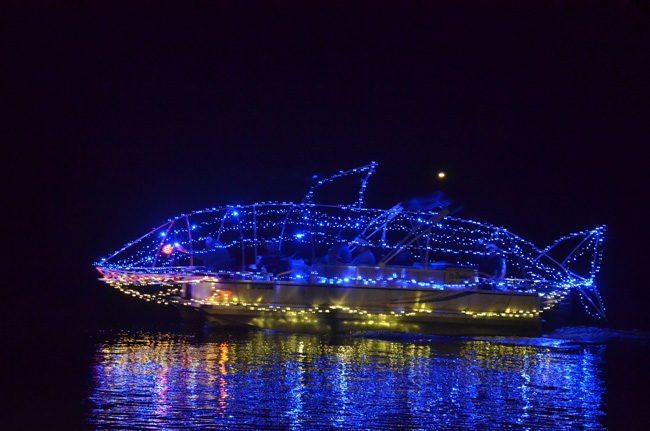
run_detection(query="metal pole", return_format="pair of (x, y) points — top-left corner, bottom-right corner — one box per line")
(239, 210), (245, 272)
(253, 204), (258, 268)
(185, 215), (194, 267)
(424, 234), (430, 269)
(215, 209), (228, 242)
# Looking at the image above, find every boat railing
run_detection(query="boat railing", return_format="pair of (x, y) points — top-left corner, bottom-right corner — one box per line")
(98, 264), (542, 293)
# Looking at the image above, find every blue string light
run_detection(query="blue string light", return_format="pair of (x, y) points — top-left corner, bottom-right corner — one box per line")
(96, 163), (606, 318)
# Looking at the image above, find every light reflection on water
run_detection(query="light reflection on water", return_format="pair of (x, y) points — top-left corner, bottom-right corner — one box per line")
(88, 330), (605, 430)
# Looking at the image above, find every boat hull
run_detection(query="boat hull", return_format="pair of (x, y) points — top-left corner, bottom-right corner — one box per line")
(175, 281), (541, 336)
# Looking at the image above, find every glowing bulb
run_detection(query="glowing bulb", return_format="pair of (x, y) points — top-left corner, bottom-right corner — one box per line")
(160, 232), (166, 237)
(437, 171), (446, 179)
(231, 210), (239, 216)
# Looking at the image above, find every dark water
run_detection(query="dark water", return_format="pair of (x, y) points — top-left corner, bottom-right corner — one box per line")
(80, 327), (650, 430)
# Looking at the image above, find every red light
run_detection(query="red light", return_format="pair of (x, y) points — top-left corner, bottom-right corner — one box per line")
(162, 244), (173, 255)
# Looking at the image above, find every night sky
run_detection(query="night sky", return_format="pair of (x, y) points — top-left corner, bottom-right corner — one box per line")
(4, 1), (649, 333)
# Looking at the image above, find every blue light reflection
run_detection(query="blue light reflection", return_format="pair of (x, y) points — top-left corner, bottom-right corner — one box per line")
(88, 331), (605, 430)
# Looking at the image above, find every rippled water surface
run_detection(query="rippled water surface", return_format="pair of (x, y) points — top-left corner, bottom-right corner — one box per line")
(82, 327), (650, 430)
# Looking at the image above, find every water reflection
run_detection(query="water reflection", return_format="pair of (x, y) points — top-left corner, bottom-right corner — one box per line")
(89, 330), (604, 430)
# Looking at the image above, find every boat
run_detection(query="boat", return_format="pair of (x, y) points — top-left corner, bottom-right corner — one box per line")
(95, 162), (606, 335)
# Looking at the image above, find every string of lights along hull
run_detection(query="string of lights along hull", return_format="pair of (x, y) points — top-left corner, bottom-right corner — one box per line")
(95, 162), (606, 335)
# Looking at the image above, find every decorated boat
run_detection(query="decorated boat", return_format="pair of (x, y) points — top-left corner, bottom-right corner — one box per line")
(95, 162), (606, 335)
